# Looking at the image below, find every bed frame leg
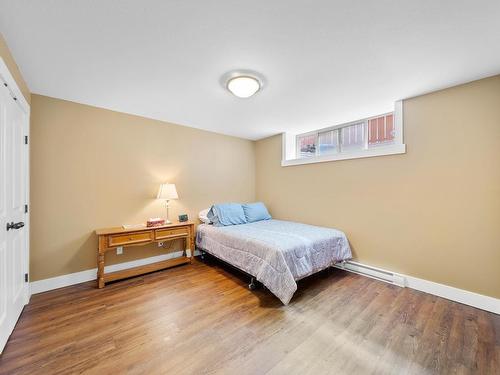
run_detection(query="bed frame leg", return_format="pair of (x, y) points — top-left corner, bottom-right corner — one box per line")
(248, 277), (257, 290)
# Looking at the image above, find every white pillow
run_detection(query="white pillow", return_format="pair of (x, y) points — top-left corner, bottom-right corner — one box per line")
(198, 208), (211, 224)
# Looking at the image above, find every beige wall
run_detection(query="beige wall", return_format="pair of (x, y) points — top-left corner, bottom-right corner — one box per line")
(0, 33), (30, 104)
(256, 75), (500, 299)
(30, 95), (255, 281)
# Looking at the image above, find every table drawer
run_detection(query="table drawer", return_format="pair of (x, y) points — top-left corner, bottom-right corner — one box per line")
(155, 227), (189, 240)
(108, 231), (153, 247)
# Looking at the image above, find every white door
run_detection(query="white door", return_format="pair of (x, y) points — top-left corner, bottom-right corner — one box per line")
(0, 61), (30, 354)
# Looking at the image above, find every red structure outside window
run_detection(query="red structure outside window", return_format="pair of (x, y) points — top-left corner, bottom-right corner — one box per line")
(369, 114), (394, 145)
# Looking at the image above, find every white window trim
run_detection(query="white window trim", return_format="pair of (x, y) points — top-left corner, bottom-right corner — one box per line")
(281, 101), (405, 167)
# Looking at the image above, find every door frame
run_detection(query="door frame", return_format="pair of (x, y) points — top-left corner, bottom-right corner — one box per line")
(0, 57), (31, 334)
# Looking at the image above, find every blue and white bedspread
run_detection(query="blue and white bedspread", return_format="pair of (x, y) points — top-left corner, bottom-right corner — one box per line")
(196, 219), (352, 305)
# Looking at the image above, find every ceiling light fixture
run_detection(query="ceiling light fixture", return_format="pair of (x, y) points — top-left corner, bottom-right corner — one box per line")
(222, 70), (264, 98)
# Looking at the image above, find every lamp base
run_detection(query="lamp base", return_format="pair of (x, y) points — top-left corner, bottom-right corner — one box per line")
(164, 200), (172, 224)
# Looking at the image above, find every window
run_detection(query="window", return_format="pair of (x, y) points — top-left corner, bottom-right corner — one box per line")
(341, 122), (365, 151)
(318, 130), (338, 155)
(296, 114), (394, 156)
(369, 113), (394, 146)
(297, 133), (316, 158)
(281, 101), (405, 166)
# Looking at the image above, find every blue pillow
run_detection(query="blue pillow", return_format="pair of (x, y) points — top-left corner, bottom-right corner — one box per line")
(207, 203), (247, 227)
(242, 202), (272, 223)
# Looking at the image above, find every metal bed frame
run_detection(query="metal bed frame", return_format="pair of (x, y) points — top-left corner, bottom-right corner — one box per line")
(198, 248), (259, 290)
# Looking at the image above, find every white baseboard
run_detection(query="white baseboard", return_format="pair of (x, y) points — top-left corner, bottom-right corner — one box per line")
(404, 275), (500, 315)
(335, 260), (500, 315)
(31, 250), (200, 295)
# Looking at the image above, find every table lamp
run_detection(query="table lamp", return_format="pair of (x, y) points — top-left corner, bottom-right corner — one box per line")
(157, 183), (178, 224)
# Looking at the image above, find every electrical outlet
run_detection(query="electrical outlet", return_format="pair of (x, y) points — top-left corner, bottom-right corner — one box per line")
(158, 242), (164, 247)
(116, 246), (123, 255)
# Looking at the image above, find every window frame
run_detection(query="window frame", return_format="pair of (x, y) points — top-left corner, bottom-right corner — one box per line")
(281, 101), (405, 166)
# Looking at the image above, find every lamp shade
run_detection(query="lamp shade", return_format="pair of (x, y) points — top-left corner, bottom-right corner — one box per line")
(157, 183), (178, 200)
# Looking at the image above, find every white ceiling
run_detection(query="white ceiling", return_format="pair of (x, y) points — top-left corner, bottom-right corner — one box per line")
(1, 1), (500, 140)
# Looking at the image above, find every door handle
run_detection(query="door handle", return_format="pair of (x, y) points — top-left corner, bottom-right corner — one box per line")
(6, 221), (25, 231)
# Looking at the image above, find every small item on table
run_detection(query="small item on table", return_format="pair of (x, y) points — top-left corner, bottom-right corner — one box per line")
(178, 214), (189, 222)
(147, 218), (166, 227)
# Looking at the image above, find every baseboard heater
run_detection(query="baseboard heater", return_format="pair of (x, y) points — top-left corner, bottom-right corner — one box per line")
(334, 260), (406, 287)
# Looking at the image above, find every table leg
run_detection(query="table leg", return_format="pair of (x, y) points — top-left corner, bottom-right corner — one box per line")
(97, 251), (105, 288)
(97, 235), (106, 288)
(190, 226), (195, 263)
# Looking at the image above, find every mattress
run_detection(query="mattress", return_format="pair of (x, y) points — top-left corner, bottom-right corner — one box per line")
(196, 219), (352, 304)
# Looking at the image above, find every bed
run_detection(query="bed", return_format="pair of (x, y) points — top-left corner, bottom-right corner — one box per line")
(196, 219), (352, 304)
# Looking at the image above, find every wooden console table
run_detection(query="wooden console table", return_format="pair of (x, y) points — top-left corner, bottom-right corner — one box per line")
(95, 221), (195, 288)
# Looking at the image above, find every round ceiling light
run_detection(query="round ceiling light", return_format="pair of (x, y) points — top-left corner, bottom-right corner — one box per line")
(223, 71), (264, 98)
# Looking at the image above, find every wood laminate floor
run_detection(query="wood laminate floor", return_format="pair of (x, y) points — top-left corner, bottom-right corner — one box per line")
(0, 257), (498, 375)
